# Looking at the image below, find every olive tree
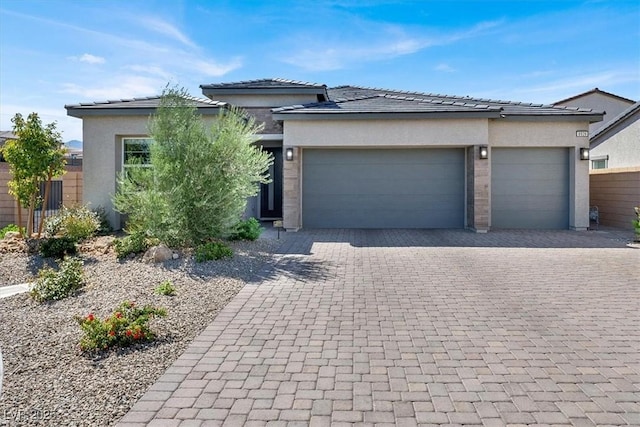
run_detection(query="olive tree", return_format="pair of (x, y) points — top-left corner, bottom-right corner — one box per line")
(2, 113), (66, 237)
(113, 87), (273, 246)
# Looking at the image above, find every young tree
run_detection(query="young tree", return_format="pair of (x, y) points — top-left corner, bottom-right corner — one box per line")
(2, 113), (66, 237)
(113, 87), (273, 246)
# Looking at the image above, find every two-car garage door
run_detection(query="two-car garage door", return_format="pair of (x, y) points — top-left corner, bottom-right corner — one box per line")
(302, 148), (465, 228)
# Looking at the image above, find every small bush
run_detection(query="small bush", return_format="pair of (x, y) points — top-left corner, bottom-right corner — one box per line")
(155, 280), (176, 296)
(39, 236), (77, 258)
(44, 204), (100, 242)
(633, 207), (640, 241)
(114, 232), (149, 260)
(230, 217), (263, 241)
(76, 301), (167, 352)
(195, 241), (233, 262)
(1, 224), (24, 238)
(30, 257), (84, 302)
(93, 206), (113, 235)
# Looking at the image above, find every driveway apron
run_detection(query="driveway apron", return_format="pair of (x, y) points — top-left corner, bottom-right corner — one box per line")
(118, 229), (640, 426)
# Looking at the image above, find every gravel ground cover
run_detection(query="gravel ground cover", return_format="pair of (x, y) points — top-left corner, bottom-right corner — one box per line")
(0, 234), (283, 426)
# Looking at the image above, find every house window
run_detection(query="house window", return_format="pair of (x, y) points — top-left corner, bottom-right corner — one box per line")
(123, 138), (153, 171)
(591, 156), (608, 170)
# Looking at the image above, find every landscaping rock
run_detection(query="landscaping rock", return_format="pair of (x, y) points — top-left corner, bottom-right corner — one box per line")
(142, 244), (174, 263)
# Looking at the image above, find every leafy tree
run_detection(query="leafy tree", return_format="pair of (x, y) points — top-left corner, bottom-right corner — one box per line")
(113, 87), (273, 246)
(2, 113), (66, 237)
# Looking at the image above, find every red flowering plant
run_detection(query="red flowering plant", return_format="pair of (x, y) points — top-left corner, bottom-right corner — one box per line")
(75, 301), (167, 352)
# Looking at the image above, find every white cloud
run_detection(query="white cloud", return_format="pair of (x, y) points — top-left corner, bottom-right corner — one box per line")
(139, 16), (197, 49)
(435, 63), (456, 73)
(126, 64), (173, 79)
(191, 57), (243, 77)
(282, 20), (503, 71)
(61, 75), (162, 100)
(78, 53), (105, 64)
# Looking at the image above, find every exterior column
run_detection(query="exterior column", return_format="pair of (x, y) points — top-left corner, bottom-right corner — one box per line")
(282, 146), (301, 231)
(468, 145), (490, 232)
(570, 146), (590, 230)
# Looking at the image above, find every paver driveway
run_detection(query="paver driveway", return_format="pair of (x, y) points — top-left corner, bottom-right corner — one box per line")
(119, 229), (640, 426)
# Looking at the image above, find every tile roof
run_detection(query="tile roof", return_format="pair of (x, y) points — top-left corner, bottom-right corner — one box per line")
(273, 93), (503, 116)
(554, 88), (636, 105)
(65, 95), (225, 110)
(271, 85), (602, 119)
(200, 78), (326, 90)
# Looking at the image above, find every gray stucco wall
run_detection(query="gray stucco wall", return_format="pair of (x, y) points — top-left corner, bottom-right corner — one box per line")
(556, 93), (633, 134)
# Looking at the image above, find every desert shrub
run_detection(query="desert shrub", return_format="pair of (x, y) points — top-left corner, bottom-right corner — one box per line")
(92, 206), (113, 235)
(113, 232), (149, 260)
(39, 236), (77, 258)
(44, 204), (100, 242)
(30, 257), (84, 302)
(155, 280), (176, 296)
(76, 301), (167, 352)
(633, 207), (640, 241)
(195, 241), (233, 262)
(112, 88), (272, 247)
(1, 224), (24, 238)
(230, 217), (263, 241)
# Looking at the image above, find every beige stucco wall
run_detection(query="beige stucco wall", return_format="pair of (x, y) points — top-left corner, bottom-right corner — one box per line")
(591, 120), (640, 169)
(489, 120), (591, 147)
(284, 118), (489, 147)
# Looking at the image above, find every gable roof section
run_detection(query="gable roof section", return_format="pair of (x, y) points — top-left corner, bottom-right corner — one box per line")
(65, 96), (226, 118)
(554, 88), (635, 106)
(590, 101), (640, 147)
(201, 78), (328, 99)
(273, 85), (603, 121)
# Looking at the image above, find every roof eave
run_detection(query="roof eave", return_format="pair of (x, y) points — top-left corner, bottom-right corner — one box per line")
(65, 106), (224, 118)
(499, 113), (604, 123)
(272, 111), (502, 121)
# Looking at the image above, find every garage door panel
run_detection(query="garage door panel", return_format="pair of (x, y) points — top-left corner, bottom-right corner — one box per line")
(492, 148), (569, 229)
(303, 148), (464, 228)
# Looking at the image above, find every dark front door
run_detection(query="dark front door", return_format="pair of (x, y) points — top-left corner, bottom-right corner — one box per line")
(260, 147), (283, 218)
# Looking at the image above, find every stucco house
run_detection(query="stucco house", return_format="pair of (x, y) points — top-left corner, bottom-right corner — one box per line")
(588, 101), (640, 228)
(554, 88), (635, 135)
(66, 78), (603, 232)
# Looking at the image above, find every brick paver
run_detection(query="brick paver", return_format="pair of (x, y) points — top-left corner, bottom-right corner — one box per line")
(118, 229), (640, 426)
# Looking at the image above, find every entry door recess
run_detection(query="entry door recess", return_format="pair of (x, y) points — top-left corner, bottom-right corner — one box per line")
(260, 147), (283, 218)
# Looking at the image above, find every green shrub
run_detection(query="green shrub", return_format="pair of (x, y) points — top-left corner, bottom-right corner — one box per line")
(633, 207), (640, 240)
(195, 241), (233, 262)
(76, 301), (167, 352)
(44, 204), (100, 242)
(30, 257), (84, 302)
(1, 224), (24, 238)
(155, 280), (176, 296)
(230, 217), (263, 241)
(114, 232), (149, 260)
(39, 236), (77, 258)
(93, 206), (113, 235)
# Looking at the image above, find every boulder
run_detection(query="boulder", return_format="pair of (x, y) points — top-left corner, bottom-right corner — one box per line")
(143, 244), (174, 263)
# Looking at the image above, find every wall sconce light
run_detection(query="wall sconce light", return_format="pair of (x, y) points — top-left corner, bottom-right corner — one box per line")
(580, 148), (590, 160)
(479, 146), (488, 160)
(285, 147), (294, 161)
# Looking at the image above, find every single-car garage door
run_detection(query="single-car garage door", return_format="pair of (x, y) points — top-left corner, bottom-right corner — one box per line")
(492, 147), (569, 229)
(302, 148), (465, 228)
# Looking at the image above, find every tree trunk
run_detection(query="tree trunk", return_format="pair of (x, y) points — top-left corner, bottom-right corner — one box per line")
(37, 176), (51, 238)
(26, 193), (36, 237)
(16, 201), (24, 238)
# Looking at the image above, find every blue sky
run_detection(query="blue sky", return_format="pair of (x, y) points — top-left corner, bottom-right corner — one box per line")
(1, 0), (638, 142)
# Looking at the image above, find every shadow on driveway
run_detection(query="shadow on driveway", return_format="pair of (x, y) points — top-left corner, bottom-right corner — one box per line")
(275, 228), (634, 255)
